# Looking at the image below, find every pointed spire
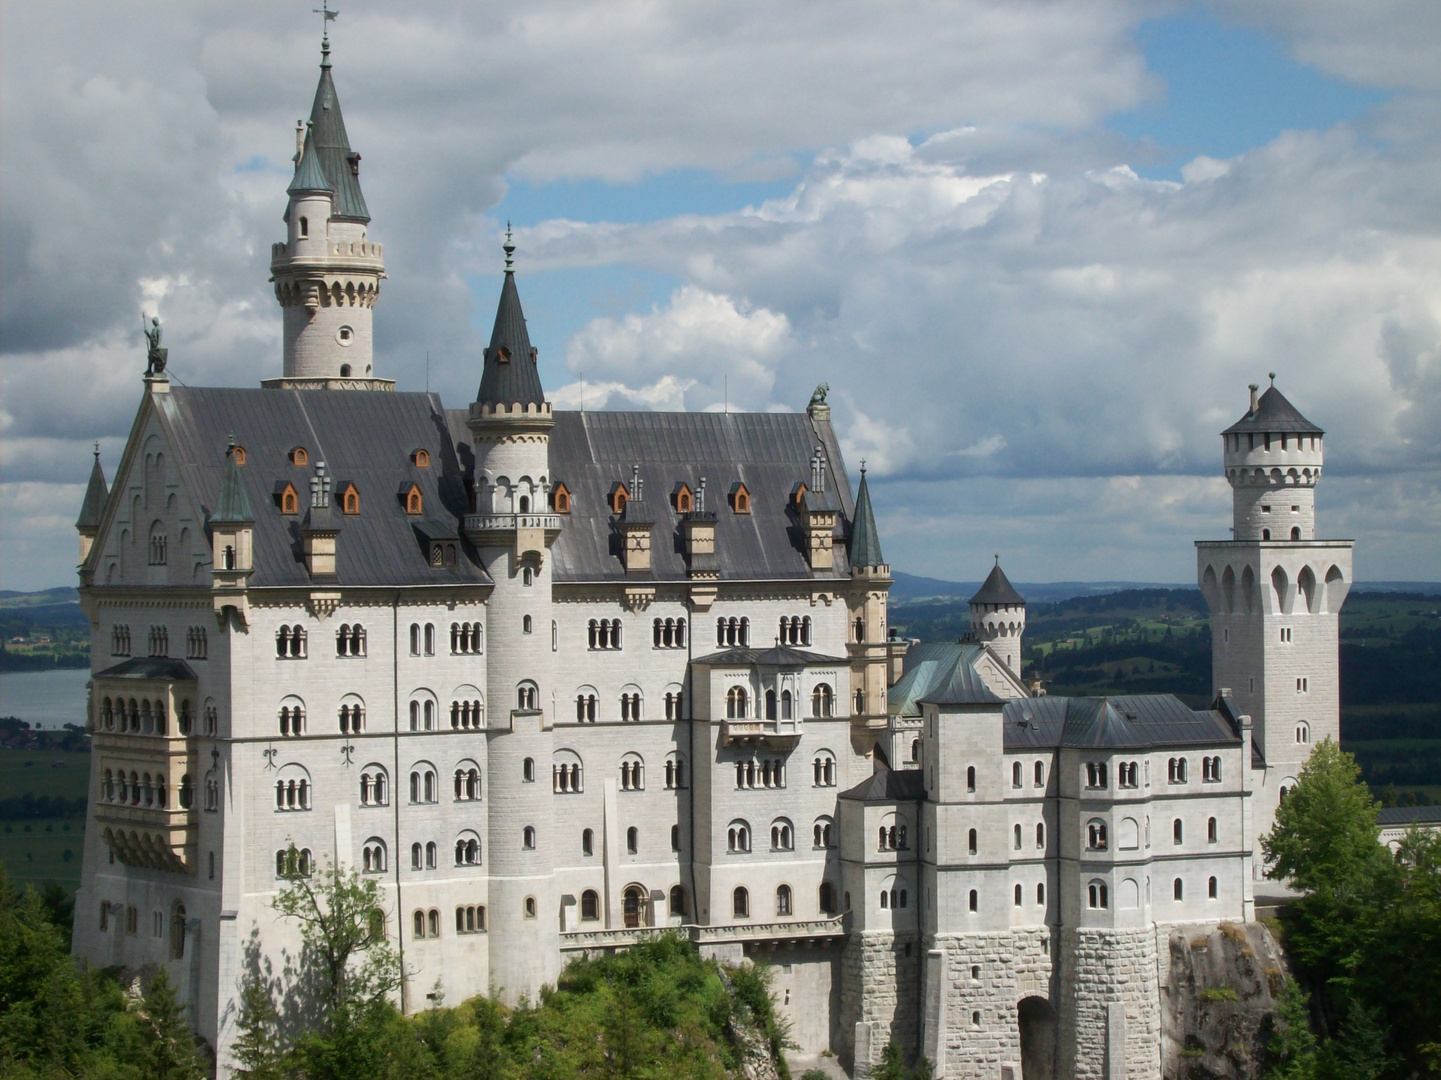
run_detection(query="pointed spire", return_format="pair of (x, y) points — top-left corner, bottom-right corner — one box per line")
(212, 438), (254, 524)
(849, 463), (884, 570)
(476, 233), (545, 408)
(303, 30), (369, 222)
(75, 444), (109, 530)
(288, 123), (333, 196)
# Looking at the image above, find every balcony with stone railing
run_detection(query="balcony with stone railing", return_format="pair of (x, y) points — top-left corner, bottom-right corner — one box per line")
(559, 915), (848, 954)
(720, 715), (804, 750)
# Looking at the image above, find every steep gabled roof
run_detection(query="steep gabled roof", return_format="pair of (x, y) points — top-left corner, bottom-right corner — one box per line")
(848, 469), (884, 569)
(75, 449), (109, 530)
(970, 560), (1024, 606)
(1222, 383), (1324, 436)
(839, 765), (926, 803)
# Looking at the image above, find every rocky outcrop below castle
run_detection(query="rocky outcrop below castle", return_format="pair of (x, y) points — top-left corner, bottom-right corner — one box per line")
(1159, 921), (1287, 1079)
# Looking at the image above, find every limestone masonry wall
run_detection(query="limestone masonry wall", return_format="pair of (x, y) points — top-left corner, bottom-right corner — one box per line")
(842, 930), (921, 1075)
(930, 929), (1055, 1079)
(1058, 927), (1162, 1080)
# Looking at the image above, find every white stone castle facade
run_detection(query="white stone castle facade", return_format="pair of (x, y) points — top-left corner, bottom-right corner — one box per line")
(71, 41), (1353, 1080)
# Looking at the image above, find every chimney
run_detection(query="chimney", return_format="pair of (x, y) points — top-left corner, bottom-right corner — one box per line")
(294, 120), (305, 163)
(682, 474), (718, 579)
(620, 464), (653, 575)
(301, 462), (340, 580)
(1249, 383), (1259, 414)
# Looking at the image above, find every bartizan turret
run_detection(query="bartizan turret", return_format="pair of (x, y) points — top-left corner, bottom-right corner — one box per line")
(969, 557), (1026, 678)
(265, 30), (389, 390)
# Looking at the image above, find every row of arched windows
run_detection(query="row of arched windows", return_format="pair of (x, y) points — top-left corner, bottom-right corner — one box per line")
(451, 622), (482, 654)
(589, 619), (623, 650)
(147, 625), (169, 657)
(735, 758), (786, 789)
(335, 623), (366, 656)
(717, 617), (750, 647)
(778, 616), (812, 646)
(653, 618), (686, 648)
(276, 625), (307, 658)
(101, 768), (172, 808)
(186, 626), (208, 659)
(99, 696), (167, 735)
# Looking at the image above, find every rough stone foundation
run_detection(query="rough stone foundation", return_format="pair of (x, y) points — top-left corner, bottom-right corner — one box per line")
(841, 930), (921, 1076)
(1058, 927), (1163, 1080)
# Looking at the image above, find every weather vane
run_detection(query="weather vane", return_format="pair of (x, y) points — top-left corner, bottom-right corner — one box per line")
(314, 4), (337, 45)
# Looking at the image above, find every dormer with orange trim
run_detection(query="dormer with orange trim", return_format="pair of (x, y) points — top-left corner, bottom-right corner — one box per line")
(398, 481), (423, 516)
(791, 482), (808, 507)
(289, 446), (309, 466)
(672, 482), (693, 513)
(274, 481), (300, 515)
(729, 481), (751, 514)
(411, 448), (430, 468)
(551, 481), (572, 514)
(231, 445), (247, 467)
(337, 482), (360, 516)
(608, 481), (629, 516)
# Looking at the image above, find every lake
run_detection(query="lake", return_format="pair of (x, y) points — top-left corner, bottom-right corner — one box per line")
(0, 668), (91, 728)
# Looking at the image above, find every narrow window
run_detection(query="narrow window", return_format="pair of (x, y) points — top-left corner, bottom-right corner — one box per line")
(582, 828), (594, 856)
(968, 889), (978, 913)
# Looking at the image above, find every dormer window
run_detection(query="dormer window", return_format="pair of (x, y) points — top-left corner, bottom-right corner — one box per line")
(791, 482), (808, 506)
(729, 482), (750, 514)
(672, 483), (693, 513)
(290, 447), (308, 467)
(551, 483), (571, 514)
(400, 483), (423, 516)
(411, 449), (430, 468)
(609, 482), (629, 516)
(497, 346), (512, 364)
(231, 446), (247, 466)
(338, 482), (360, 515)
(276, 482), (299, 515)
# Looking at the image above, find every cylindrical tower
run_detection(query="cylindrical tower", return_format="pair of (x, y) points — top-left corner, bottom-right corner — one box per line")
(1223, 375), (1324, 542)
(968, 558), (1026, 677)
(466, 238), (563, 1001)
(267, 35), (389, 389)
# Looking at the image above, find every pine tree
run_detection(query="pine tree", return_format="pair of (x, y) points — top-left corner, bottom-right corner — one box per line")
(231, 975), (284, 1080)
(140, 968), (208, 1080)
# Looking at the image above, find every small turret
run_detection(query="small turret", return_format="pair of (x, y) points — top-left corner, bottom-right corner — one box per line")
(75, 444), (108, 564)
(969, 557), (1026, 677)
(475, 227), (548, 414)
(848, 463), (886, 576)
(1222, 375), (1324, 542)
(301, 462), (340, 580)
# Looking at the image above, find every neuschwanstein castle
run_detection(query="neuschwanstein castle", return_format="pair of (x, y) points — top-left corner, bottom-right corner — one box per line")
(71, 37), (1353, 1080)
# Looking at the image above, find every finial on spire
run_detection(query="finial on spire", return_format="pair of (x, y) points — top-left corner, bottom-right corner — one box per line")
(994, 552), (1000, 565)
(860, 458), (867, 475)
(314, 5), (337, 65)
(226, 434), (237, 453)
(503, 222), (515, 272)
(93, 441), (100, 460)
(1269, 371), (1276, 386)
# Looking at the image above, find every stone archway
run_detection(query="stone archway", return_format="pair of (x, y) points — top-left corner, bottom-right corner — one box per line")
(623, 885), (649, 929)
(1018, 996), (1057, 1080)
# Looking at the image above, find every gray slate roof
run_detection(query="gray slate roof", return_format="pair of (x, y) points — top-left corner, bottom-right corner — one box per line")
(443, 408), (856, 583)
(1222, 384), (1323, 436)
(691, 645), (849, 667)
(153, 387), (487, 588)
(970, 560), (1025, 606)
(94, 657), (198, 681)
(1000, 694), (1241, 751)
(839, 766), (926, 803)
(1377, 805), (1441, 827)
(848, 471), (884, 569)
(303, 49), (369, 222)
(76, 451), (109, 530)
(477, 272), (545, 408)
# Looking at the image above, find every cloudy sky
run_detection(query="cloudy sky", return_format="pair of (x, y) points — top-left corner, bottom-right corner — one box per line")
(4, 1), (1440, 591)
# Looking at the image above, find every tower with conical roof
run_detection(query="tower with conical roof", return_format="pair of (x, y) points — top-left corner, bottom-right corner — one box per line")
(968, 557), (1026, 677)
(266, 27), (389, 389)
(1197, 377), (1353, 867)
(464, 233), (563, 1001)
(75, 445), (109, 563)
(846, 464), (893, 732)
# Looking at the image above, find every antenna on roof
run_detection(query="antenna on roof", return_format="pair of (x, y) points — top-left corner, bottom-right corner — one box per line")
(425, 350), (429, 393)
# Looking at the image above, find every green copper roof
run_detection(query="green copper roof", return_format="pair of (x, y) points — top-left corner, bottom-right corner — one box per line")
(212, 444), (254, 524)
(304, 46), (369, 222)
(75, 449), (109, 530)
(287, 127), (333, 196)
(848, 469), (884, 569)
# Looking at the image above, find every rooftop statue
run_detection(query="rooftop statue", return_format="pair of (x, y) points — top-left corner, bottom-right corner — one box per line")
(810, 382), (829, 406)
(143, 316), (168, 377)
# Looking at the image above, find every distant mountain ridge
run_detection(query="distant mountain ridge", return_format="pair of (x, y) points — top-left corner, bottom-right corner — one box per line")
(888, 572), (1441, 605)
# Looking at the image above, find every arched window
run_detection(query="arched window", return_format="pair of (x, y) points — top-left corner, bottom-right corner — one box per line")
(552, 754), (583, 794)
(451, 622), (483, 655)
(360, 766), (389, 806)
(819, 881), (836, 915)
(671, 823), (680, 851)
(170, 904), (187, 959)
(454, 833), (481, 866)
(854, 688), (865, 714)
(522, 826), (536, 850)
(1208, 876), (1218, 899)
(582, 828), (594, 856)
(1013, 824), (1022, 850)
(968, 889), (978, 913)
(1173, 878), (1184, 901)
(966, 766), (976, 793)
(1295, 722), (1310, 744)
(811, 683), (834, 718)
(626, 826), (639, 854)
(1087, 819), (1108, 851)
(726, 686), (749, 719)
(523, 615), (533, 634)
(620, 754), (645, 791)
(1037, 883), (1046, 906)
(516, 682), (538, 711)
(727, 821), (751, 853)
(1168, 757), (1189, 784)
(670, 885), (686, 917)
(1207, 817), (1218, 843)
(1012, 761), (1022, 788)
(968, 828), (978, 855)
(812, 751), (836, 786)
(665, 754), (685, 789)
(1014, 884), (1023, 907)
(581, 890), (600, 921)
(620, 690), (643, 721)
(338, 697), (365, 734)
(278, 699), (306, 737)
(522, 757), (535, 782)
(1088, 880), (1108, 909)
(813, 816), (834, 848)
(733, 887), (750, 918)
(770, 819), (794, 851)
(362, 838), (387, 873)
(1173, 818), (1184, 845)
(776, 884), (792, 916)
(1036, 822), (1046, 850)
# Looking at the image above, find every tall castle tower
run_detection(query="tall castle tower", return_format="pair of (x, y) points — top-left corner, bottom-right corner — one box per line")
(465, 234), (563, 1000)
(1196, 377), (1353, 859)
(264, 29), (389, 390)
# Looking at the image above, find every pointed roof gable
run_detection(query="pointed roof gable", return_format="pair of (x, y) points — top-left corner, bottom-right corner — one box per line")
(1222, 383), (1324, 436)
(305, 41), (369, 222)
(477, 268), (545, 408)
(848, 468), (884, 568)
(211, 442), (254, 524)
(970, 559), (1024, 606)
(75, 449), (109, 530)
